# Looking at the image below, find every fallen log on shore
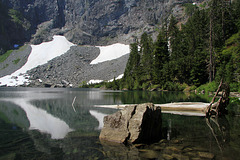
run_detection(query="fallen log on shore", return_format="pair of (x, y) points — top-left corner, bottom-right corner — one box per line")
(93, 102), (210, 116)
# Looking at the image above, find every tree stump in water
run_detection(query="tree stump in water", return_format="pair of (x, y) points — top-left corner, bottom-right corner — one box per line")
(206, 80), (230, 117)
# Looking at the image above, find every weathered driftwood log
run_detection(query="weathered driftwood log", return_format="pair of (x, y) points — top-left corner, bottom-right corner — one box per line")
(205, 80), (230, 117)
(94, 102), (210, 116)
(99, 103), (162, 144)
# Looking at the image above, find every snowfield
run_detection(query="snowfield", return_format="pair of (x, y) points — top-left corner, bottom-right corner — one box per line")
(90, 43), (130, 64)
(0, 35), (129, 87)
(0, 35), (75, 86)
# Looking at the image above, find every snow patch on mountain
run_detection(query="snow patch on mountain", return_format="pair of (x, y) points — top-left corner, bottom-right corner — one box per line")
(88, 74), (124, 84)
(0, 35), (75, 86)
(91, 43), (130, 64)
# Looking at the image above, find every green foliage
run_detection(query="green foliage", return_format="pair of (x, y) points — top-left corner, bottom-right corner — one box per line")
(196, 81), (218, 93)
(133, 80), (141, 90)
(141, 81), (151, 90)
(79, 81), (89, 88)
(0, 50), (13, 62)
(9, 9), (23, 25)
(216, 31), (240, 83)
(227, 98), (240, 116)
(13, 58), (20, 64)
(163, 82), (188, 91)
(229, 83), (240, 92)
(140, 32), (154, 79)
(93, 83), (103, 88)
(184, 3), (198, 16)
(8, 9), (31, 30)
(152, 31), (169, 84)
(121, 43), (141, 90)
(225, 31), (240, 46)
(199, 2), (207, 9)
(229, 97), (240, 105)
(105, 78), (120, 90)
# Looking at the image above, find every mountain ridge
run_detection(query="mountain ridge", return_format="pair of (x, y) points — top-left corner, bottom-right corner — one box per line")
(0, 0), (204, 53)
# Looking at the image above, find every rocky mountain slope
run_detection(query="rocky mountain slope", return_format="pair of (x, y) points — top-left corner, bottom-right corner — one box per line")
(0, 0), (204, 53)
(0, 36), (129, 87)
(0, 0), (205, 87)
(27, 45), (129, 88)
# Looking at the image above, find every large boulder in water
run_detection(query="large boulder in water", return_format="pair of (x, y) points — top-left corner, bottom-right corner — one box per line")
(99, 103), (162, 144)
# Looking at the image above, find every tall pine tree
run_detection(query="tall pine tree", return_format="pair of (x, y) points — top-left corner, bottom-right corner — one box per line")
(153, 31), (169, 85)
(140, 32), (154, 81)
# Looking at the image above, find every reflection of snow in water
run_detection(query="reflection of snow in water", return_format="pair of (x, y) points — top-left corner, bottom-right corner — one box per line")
(2, 98), (73, 139)
(90, 110), (108, 130)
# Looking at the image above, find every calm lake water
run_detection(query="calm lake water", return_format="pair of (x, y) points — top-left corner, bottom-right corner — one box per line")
(0, 87), (239, 160)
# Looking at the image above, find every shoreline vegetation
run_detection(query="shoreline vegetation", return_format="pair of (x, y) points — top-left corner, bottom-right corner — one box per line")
(81, 80), (240, 98)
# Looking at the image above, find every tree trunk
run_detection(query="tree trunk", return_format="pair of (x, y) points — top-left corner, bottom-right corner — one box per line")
(209, 12), (214, 82)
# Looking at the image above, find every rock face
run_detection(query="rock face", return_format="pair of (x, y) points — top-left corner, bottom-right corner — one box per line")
(0, 0), (205, 53)
(99, 103), (162, 144)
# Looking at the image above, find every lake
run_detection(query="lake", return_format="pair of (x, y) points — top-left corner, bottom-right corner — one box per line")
(0, 87), (239, 160)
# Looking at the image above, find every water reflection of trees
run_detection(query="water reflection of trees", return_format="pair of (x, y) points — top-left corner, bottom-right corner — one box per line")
(0, 119), (55, 159)
(226, 102), (240, 157)
(206, 116), (230, 153)
(204, 100), (240, 159)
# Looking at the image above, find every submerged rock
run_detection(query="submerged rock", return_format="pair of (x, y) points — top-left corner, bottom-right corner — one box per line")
(99, 103), (162, 144)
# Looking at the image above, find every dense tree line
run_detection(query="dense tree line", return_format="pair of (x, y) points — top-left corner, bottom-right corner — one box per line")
(107, 0), (240, 91)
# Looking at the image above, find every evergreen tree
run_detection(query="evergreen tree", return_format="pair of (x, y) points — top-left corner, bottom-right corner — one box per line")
(140, 32), (154, 81)
(118, 0), (239, 91)
(208, 0), (236, 82)
(153, 31), (169, 85)
(168, 16), (179, 55)
(122, 43), (140, 89)
(182, 9), (209, 85)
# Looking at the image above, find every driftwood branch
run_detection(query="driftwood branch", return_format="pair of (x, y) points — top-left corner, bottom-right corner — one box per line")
(205, 79), (229, 117)
(211, 79), (223, 104)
